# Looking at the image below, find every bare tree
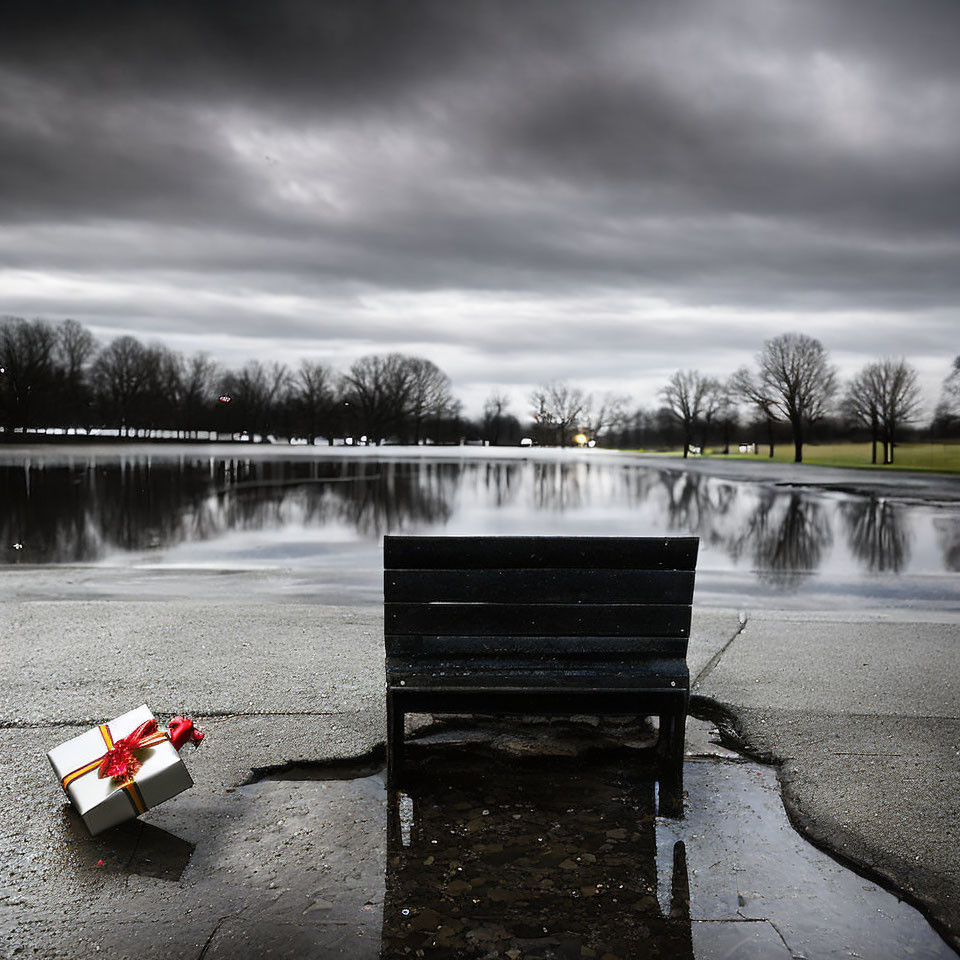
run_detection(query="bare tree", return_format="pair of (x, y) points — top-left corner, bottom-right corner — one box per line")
(624, 406), (654, 449)
(845, 359), (921, 465)
(709, 380), (739, 454)
(933, 356), (960, 432)
(291, 359), (337, 444)
(740, 333), (837, 463)
(406, 357), (456, 444)
(583, 392), (630, 443)
(529, 381), (590, 447)
(54, 319), (97, 426)
(947, 356), (960, 403)
(843, 363), (884, 464)
(584, 392), (631, 446)
(55, 318), (96, 377)
(340, 354), (460, 444)
(181, 353), (219, 438)
(90, 335), (154, 436)
(482, 390), (511, 445)
(0, 317), (58, 436)
(731, 366), (777, 457)
(342, 353), (415, 443)
(660, 370), (718, 458)
(219, 360), (290, 440)
(700, 379), (731, 451)
(150, 345), (187, 431)
(876, 358), (922, 464)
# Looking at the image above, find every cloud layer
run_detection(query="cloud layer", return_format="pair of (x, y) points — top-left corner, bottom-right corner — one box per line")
(1, 0), (958, 414)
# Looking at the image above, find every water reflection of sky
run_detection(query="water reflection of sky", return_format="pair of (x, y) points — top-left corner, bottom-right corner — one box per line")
(2, 450), (959, 611)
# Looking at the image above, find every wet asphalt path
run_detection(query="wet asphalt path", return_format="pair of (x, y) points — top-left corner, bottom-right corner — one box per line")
(695, 607), (960, 953)
(1, 596), (958, 956)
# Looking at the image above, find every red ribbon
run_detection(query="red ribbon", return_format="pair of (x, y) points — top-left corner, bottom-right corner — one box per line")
(168, 716), (205, 752)
(97, 718), (162, 781)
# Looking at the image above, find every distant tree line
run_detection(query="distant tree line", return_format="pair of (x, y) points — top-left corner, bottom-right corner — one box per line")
(0, 316), (463, 445)
(655, 333), (927, 463)
(526, 332), (958, 463)
(1, 317), (958, 461)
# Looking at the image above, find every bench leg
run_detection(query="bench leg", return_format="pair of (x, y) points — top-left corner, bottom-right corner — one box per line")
(386, 690), (404, 784)
(657, 700), (687, 764)
(657, 704), (686, 818)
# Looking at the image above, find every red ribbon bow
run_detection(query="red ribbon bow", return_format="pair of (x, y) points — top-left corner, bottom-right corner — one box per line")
(167, 716), (204, 751)
(97, 718), (161, 782)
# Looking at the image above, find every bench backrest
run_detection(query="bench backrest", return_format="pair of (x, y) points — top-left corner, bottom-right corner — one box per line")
(384, 536), (698, 661)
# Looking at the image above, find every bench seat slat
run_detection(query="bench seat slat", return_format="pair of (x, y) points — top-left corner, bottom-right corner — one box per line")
(386, 656), (688, 690)
(385, 602), (691, 638)
(384, 536), (699, 570)
(385, 634), (688, 656)
(384, 569), (695, 604)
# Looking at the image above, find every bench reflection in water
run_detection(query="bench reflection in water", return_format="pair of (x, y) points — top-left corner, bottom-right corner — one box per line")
(381, 743), (691, 959)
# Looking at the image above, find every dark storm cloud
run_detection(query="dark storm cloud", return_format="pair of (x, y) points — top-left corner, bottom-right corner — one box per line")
(1, 0), (959, 411)
(0, 1), (490, 106)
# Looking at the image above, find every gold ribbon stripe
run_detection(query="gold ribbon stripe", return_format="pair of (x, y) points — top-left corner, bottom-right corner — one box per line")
(123, 780), (147, 815)
(61, 758), (103, 790)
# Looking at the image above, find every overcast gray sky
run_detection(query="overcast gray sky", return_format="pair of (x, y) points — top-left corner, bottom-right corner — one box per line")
(1, 0), (958, 417)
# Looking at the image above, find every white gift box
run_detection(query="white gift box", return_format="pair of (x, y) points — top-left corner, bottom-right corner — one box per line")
(47, 704), (194, 836)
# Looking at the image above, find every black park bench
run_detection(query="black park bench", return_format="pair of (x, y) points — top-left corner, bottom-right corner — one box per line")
(383, 535), (699, 809)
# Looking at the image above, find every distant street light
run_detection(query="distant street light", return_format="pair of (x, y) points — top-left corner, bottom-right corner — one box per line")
(574, 432), (588, 447)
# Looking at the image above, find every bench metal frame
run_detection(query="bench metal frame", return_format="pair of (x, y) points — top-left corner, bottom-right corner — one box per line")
(383, 535), (698, 812)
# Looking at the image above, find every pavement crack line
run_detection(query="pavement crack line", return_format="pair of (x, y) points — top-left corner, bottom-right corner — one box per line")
(0, 710), (351, 729)
(196, 915), (234, 960)
(693, 612), (748, 688)
(765, 917), (800, 958)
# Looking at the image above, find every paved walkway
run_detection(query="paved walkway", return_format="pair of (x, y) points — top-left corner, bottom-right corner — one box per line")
(695, 608), (960, 952)
(1, 598), (957, 956)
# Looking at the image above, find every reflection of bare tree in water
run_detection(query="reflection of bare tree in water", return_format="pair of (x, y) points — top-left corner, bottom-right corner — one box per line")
(648, 470), (738, 548)
(332, 460), (454, 537)
(0, 456), (456, 563)
(192, 458), (455, 539)
(729, 490), (832, 590)
(0, 460), (214, 562)
(482, 461), (521, 508)
(626, 471), (831, 590)
(531, 462), (588, 511)
(841, 497), (911, 573)
(935, 517), (960, 571)
(217, 457), (367, 533)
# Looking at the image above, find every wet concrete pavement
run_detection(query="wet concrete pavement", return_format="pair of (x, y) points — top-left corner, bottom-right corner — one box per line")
(1, 598), (958, 957)
(694, 608), (960, 954)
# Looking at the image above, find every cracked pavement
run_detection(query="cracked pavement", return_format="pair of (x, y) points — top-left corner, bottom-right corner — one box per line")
(1, 594), (958, 956)
(694, 608), (960, 953)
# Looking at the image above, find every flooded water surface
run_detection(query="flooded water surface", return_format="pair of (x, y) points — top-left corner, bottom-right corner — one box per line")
(374, 725), (955, 959)
(2, 446), (959, 610)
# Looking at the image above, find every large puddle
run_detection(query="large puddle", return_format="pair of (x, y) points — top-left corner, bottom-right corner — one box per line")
(66, 718), (945, 959)
(365, 721), (956, 959)
(2, 448), (960, 610)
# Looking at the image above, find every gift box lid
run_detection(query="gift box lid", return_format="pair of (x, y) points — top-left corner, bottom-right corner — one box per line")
(47, 704), (157, 782)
